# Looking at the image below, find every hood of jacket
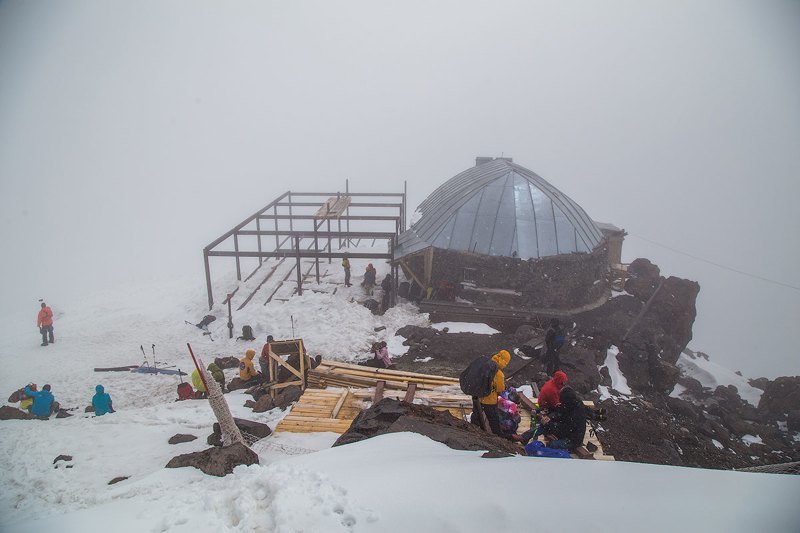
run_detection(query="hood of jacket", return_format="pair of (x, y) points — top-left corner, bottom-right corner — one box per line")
(95, 385), (104, 394)
(245, 349), (255, 360)
(560, 386), (579, 407)
(491, 350), (511, 370)
(552, 371), (568, 388)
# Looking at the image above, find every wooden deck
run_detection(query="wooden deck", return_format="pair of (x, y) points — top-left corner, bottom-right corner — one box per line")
(275, 361), (614, 460)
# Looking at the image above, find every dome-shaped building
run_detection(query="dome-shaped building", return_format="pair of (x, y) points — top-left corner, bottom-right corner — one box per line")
(394, 157), (624, 313)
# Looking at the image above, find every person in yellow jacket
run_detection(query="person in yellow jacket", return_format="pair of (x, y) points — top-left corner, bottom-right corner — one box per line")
(191, 368), (207, 398)
(239, 349), (260, 383)
(473, 350), (510, 436)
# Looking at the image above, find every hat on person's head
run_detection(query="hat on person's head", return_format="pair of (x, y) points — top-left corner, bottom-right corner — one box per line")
(245, 349), (256, 358)
(41, 302), (46, 308)
(43, 384), (51, 391)
(550, 318), (560, 327)
(560, 386), (579, 405)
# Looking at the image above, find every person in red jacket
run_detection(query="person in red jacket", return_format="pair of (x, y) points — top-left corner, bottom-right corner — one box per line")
(37, 302), (54, 346)
(537, 370), (568, 411)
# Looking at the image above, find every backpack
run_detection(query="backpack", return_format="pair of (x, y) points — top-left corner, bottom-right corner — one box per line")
(459, 356), (499, 397)
(177, 382), (195, 401)
(239, 325), (255, 341)
(524, 440), (571, 459)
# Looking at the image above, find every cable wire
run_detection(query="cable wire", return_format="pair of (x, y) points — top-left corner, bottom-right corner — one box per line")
(628, 234), (800, 292)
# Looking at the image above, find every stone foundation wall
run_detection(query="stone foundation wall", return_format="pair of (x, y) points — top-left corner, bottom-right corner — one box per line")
(405, 244), (609, 310)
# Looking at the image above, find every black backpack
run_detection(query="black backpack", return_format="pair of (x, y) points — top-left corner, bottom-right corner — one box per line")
(239, 325), (255, 341)
(459, 356), (499, 397)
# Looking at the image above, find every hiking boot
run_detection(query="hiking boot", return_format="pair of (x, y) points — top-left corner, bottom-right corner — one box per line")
(510, 434), (525, 443)
(41, 342), (48, 346)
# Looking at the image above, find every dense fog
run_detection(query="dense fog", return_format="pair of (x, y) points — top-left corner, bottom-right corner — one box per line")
(1, 1), (798, 377)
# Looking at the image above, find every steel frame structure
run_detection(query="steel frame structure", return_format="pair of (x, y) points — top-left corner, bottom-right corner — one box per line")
(203, 182), (407, 310)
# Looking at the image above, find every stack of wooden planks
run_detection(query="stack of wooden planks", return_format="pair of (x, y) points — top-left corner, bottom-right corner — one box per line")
(307, 360), (460, 391)
(274, 388), (365, 434)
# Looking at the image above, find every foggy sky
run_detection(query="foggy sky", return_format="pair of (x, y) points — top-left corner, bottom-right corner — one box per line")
(1, 0), (798, 378)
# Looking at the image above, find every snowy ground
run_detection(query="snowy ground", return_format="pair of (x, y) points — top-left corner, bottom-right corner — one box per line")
(2, 270), (799, 531)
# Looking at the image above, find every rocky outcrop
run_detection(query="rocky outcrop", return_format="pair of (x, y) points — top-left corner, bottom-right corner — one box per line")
(166, 443), (258, 477)
(575, 259), (700, 394)
(334, 398), (520, 456)
(758, 377), (800, 416)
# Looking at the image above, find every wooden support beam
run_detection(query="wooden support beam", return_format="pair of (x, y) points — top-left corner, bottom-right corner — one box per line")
(373, 380), (385, 402)
(204, 250), (213, 310)
(517, 391), (538, 412)
(404, 382), (417, 403)
(423, 247), (434, 287)
(331, 389), (349, 418)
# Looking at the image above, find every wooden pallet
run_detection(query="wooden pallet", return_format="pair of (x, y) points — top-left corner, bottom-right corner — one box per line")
(308, 360), (460, 391)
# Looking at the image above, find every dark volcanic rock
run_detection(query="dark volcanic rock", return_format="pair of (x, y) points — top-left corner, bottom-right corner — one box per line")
(166, 443), (258, 477)
(334, 398), (521, 456)
(53, 454), (73, 464)
(215, 356), (240, 370)
(625, 275), (660, 302)
(787, 410), (800, 432)
(628, 258), (661, 281)
(55, 409), (72, 418)
(226, 377), (250, 392)
(559, 347), (602, 394)
(169, 434), (198, 445)
(252, 395), (275, 413)
(108, 476), (129, 485)
(273, 385), (302, 409)
(758, 377), (800, 416)
(0, 406), (33, 420)
(85, 405), (95, 413)
(748, 377), (770, 391)
(243, 400), (256, 409)
(207, 418), (271, 446)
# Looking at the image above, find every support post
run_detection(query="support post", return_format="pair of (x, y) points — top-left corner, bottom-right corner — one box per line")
(227, 294), (233, 339)
(288, 192), (293, 233)
(234, 233), (241, 281)
(327, 218), (332, 263)
(204, 250), (213, 310)
(313, 224), (320, 283)
(295, 236), (303, 296)
(345, 179), (351, 246)
(256, 217), (262, 266)
(403, 180), (407, 231)
(273, 204), (279, 250)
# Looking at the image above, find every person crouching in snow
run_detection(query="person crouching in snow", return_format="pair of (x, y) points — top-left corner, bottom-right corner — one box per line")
(538, 370), (568, 412)
(191, 368), (208, 399)
(25, 383), (55, 418)
(207, 362), (226, 391)
(375, 341), (393, 368)
(239, 349), (260, 384)
(92, 385), (114, 415)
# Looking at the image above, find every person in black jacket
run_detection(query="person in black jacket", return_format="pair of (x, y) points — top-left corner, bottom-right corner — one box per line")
(541, 386), (586, 451)
(544, 318), (566, 375)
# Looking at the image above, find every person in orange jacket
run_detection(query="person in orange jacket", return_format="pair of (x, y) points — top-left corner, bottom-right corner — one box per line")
(471, 350), (511, 436)
(37, 302), (54, 346)
(239, 349), (260, 383)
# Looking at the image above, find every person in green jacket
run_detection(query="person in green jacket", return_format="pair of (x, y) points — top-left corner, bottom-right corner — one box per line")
(207, 362), (225, 390)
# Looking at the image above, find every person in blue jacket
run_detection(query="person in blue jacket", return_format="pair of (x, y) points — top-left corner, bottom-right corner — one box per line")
(24, 384), (55, 418)
(92, 384), (114, 416)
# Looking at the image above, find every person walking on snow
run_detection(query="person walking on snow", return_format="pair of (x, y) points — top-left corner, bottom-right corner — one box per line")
(37, 302), (54, 346)
(362, 264), (377, 295)
(342, 255), (351, 287)
(92, 385), (114, 415)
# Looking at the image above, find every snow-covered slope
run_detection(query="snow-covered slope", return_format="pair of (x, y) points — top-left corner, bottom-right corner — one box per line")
(2, 276), (797, 531)
(7, 432), (800, 532)
(675, 351), (764, 406)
